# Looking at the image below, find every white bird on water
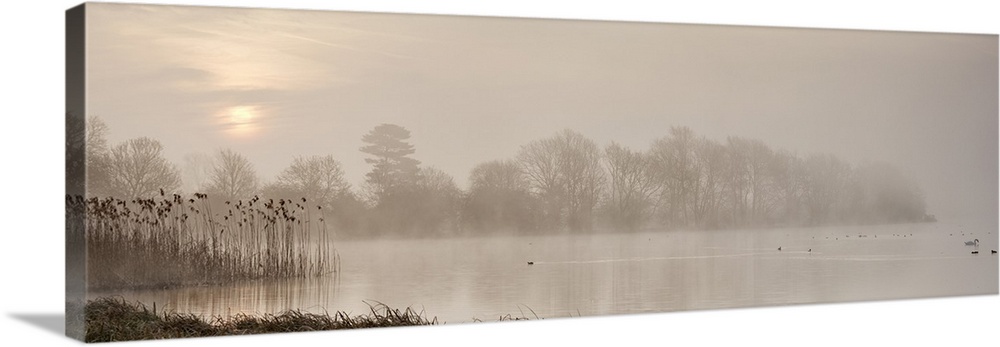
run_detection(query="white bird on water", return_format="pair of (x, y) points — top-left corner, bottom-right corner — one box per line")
(964, 239), (980, 247)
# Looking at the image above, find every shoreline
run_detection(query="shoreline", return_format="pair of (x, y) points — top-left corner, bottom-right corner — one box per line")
(83, 296), (444, 342)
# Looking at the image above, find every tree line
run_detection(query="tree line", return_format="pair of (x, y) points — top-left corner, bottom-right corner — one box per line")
(80, 117), (933, 238)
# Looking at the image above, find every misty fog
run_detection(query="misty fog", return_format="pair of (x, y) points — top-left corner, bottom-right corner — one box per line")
(76, 117), (937, 238)
(84, 4), (997, 226)
(68, 3), (998, 340)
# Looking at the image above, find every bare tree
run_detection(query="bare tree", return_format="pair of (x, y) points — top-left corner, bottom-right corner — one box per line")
(413, 167), (462, 234)
(106, 137), (181, 198)
(691, 137), (728, 228)
(84, 116), (113, 197)
(86, 116), (109, 156)
(66, 112), (86, 198)
(650, 126), (700, 227)
(767, 150), (807, 225)
(518, 129), (604, 231)
(801, 153), (851, 225)
(517, 135), (564, 228)
(603, 142), (659, 230)
(181, 152), (214, 194)
(722, 136), (779, 226)
(205, 149), (259, 202)
(470, 159), (530, 193)
(560, 131), (605, 231)
(743, 138), (779, 225)
(363, 165), (463, 236)
(268, 155), (351, 208)
(463, 159), (537, 231)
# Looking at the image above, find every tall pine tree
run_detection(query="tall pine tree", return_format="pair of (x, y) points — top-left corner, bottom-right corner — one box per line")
(360, 123), (420, 205)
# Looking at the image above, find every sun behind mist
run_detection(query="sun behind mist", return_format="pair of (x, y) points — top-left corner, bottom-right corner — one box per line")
(220, 105), (261, 137)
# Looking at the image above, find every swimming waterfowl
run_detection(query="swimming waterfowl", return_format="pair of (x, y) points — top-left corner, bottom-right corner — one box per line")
(527, 261), (534, 265)
(964, 239), (980, 246)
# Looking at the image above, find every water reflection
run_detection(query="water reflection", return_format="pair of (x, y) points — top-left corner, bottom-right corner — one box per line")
(92, 277), (339, 318)
(90, 221), (998, 323)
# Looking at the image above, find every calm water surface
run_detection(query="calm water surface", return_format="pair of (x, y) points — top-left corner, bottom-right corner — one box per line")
(91, 221), (998, 323)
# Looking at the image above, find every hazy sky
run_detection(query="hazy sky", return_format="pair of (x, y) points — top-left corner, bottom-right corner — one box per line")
(86, 3), (997, 222)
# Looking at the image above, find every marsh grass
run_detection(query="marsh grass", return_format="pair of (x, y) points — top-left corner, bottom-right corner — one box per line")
(472, 304), (540, 322)
(85, 297), (437, 342)
(68, 193), (338, 290)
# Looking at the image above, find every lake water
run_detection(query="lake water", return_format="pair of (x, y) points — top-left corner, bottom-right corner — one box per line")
(90, 221), (998, 323)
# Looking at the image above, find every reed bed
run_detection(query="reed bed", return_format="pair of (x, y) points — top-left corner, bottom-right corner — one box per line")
(68, 192), (339, 290)
(85, 297), (438, 342)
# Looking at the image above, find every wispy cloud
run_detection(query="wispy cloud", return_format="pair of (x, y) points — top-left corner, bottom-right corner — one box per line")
(276, 32), (414, 60)
(88, 3), (418, 95)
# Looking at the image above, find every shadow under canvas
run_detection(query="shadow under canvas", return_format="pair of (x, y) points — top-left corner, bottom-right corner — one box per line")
(9, 313), (66, 337)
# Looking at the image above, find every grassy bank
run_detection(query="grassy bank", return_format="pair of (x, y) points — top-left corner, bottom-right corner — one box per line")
(85, 297), (438, 342)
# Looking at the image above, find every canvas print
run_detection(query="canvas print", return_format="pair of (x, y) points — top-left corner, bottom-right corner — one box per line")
(66, 2), (998, 342)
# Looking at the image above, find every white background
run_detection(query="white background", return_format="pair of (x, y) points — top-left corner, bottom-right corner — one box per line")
(0, 1), (997, 346)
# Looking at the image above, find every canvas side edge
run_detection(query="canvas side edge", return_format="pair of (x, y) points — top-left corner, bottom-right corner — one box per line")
(66, 2), (87, 342)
